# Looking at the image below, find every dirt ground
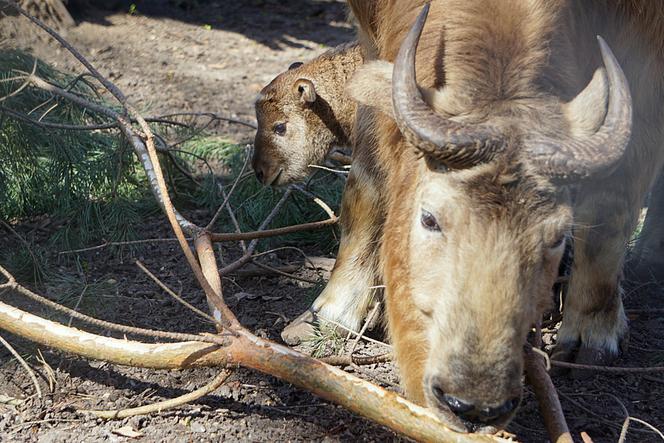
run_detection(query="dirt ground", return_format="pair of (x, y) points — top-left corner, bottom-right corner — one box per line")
(1, 1), (664, 442)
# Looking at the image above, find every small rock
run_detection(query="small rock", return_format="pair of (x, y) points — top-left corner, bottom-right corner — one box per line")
(190, 422), (206, 433)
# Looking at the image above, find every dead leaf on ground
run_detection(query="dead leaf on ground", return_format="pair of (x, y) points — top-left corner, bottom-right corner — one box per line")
(112, 426), (144, 439)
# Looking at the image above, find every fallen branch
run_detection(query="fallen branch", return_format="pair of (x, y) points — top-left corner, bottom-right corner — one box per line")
(525, 327), (572, 443)
(0, 296), (508, 442)
(210, 217), (337, 243)
(82, 370), (232, 419)
(550, 360), (664, 373)
(0, 333), (42, 398)
(320, 353), (392, 366)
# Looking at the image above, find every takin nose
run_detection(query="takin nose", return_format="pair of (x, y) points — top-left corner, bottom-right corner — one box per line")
(251, 154), (270, 185)
(430, 382), (519, 429)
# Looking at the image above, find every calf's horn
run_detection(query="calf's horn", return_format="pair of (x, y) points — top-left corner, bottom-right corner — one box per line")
(392, 3), (505, 169)
(527, 36), (632, 182)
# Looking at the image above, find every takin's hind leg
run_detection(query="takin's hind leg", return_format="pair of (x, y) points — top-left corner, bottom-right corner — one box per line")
(626, 168), (664, 285)
(553, 185), (640, 375)
(281, 164), (384, 345)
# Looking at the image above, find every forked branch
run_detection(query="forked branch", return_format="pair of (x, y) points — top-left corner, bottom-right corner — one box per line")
(0, 278), (508, 443)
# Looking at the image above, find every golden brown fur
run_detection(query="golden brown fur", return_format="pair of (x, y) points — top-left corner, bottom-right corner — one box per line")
(253, 42), (363, 185)
(333, 0), (664, 431)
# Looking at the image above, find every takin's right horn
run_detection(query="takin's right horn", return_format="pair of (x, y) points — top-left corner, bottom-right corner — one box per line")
(527, 36), (633, 183)
(391, 3), (505, 170)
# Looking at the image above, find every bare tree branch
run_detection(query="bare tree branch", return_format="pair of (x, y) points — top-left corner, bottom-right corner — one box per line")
(0, 291), (508, 443)
(82, 370), (232, 419)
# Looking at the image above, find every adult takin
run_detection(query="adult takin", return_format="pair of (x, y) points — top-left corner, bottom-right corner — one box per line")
(252, 42), (363, 186)
(285, 0), (664, 432)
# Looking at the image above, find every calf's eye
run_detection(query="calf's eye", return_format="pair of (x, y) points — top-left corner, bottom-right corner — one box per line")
(420, 209), (441, 232)
(273, 123), (287, 136)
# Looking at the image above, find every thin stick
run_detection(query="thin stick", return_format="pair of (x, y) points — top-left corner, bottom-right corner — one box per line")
(320, 353), (392, 366)
(210, 217), (337, 243)
(550, 360), (664, 373)
(316, 314), (393, 350)
(58, 238), (190, 255)
(135, 260), (217, 324)
(81, 370), (231, 419)
(252, 261), (320, 284)
(0, 105), (214, 132)
(228, 264), (300, 278)
(0, 265), (226, 345)
(221, 187), (248, 253)
(626, 417), (664, 440)
(67, 284), (88, 327)
(0, 334), (42, 398)
(0, 59), (36, 103)
(308, 164), (349, 176)
(150, 111), (257, 129)
(206, 153), (250, 230)
(219, 189), (294, 275)
(524, 327), (572, 443)
(349, 302), (382, 356)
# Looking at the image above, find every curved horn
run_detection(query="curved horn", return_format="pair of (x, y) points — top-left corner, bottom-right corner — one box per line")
(392, 3), (505, 169)
(528, 36), (632, 182)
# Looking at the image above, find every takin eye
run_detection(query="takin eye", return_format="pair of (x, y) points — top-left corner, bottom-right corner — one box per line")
(548, 234), (566, 250)
(420, 209), (441, 232)
(273, 123), (287, 136)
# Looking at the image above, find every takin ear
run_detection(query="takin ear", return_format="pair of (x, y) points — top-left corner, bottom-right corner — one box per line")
(294, 79), (317, 104)
(347, 61), (394, 116)
(346, 60), (441, 118)
(288, 61), (303, 70)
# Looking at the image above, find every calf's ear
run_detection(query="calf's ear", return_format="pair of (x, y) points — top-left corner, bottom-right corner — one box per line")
(294, 79), (317, 104)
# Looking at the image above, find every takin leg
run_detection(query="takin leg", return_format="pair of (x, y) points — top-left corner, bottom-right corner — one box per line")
(281, 163), (385, 345)
(554, 182), (644, 374)
(626, 168), (664, 285)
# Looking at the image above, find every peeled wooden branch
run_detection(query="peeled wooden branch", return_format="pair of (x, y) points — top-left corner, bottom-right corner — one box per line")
(209, 217), (338, 243)
(524, 346), (573, 443)
(0, 298), (509, 443)
(83, 370), (232, 419)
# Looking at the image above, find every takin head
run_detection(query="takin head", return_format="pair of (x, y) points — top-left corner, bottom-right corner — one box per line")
(253, 42), (362, 186)
(350, 5), (632, 432)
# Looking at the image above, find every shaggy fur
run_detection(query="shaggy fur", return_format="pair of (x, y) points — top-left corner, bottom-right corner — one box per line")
(320, 0), (664, 430)
(253, 42), (363, 185)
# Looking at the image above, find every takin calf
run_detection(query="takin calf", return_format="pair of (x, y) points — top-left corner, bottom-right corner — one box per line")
(252, 42), (363, 186)
(283, 0), (664, 433)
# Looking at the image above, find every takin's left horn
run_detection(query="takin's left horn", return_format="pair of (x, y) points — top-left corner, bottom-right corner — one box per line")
(391, 3), (505, 169)
(527, 36), (633, 182)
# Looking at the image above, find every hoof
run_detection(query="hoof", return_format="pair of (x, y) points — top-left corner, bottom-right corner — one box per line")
(281, 309), (317, 345)
(570, 346), (619, 379)
(549, 341), (577, 377)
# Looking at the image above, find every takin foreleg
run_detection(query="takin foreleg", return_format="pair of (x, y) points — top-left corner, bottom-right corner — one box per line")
(281, 164), (385, 345)
(554, 182), (642, 373)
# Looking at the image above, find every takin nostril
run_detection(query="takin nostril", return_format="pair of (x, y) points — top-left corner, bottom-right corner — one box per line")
(254, 168), (265, 183)
(442, 393), (474, 416)
(431, 384), (474, 415)
(477, 397), (520, 422)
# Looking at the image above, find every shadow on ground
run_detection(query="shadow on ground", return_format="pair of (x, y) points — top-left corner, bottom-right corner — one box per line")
(68, 0), (352, 50)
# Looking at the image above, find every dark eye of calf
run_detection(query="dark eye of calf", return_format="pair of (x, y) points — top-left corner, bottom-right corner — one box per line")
(273, 123), (287, 136)
(421, 209), (441, 232)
